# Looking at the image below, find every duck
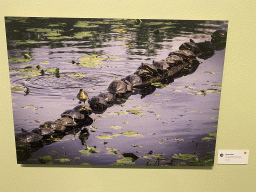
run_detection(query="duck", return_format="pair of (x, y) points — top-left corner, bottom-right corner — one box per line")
(77, 89), (89, 104)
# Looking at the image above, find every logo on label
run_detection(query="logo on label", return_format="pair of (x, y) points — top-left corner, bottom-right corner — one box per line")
(220, 153), (224, 157)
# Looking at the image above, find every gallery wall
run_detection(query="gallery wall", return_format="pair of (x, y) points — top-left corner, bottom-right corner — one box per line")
(0, 0), (255, 191)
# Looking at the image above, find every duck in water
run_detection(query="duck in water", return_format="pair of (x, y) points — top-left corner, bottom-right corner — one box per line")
(77, 89), (89, 105)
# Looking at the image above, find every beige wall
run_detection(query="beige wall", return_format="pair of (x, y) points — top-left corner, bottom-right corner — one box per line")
(0, 0), (255, 191)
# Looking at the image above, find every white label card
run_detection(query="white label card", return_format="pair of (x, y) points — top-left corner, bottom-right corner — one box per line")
(217, 150), (249, 165)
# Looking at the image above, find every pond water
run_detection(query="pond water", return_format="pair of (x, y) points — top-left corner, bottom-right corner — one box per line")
(5, 17), (228, 166)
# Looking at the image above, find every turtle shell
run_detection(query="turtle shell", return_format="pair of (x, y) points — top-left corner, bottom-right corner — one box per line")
(73, 105), (93, 115)
(122, 80), (133, 92)
(170, 50), (196, 59)
(108, 80), (127, 94)
(153, 61), (169, 70)
(166, 55), (183, 64)
(15, 132), (43, 145)
(88, 96), (108, 111)
(134, 69), (154, 82)
(138, 63), (158, 76)
(61, 109), (84, 119)
(39, 121), (64, 131)
(179, 40), (201, 55)
(123, 74), (142, 87)
(32, 128), (55, 136)
(55, 117), (76, 129)
(98, 92), (114, 103)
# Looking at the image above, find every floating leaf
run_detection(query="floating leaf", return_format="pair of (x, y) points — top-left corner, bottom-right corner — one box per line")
(175, 138), (184, 142)
(185, 86), (195, 89)
(121, 131), (144, 138)
(110, 125), (122, 129)
(173, 90), (182, 92)
(95, 135), (113, 139)
(141, 104), (152, 107)
(131, 145), (143, 147)
(202, 137), (212, 140)
(55, 158), (70, 163)
(204, 71), (215, 74)
(172, 153), (198, 160)
(11, 86), (23, 91)
(126, 109), (142, 115)
(209, 132), (217, 137)
(106, 148), (119, 155)
(122, 121), (128, 124)
(211, 84), (221, 88)
(37, 156), (52, 164)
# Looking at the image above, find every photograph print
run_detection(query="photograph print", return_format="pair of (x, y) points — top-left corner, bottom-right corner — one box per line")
(5, 17), (228, 166)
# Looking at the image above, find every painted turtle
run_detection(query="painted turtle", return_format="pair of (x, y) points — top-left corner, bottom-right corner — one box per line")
(73, 105), (93, 115)
(32, 128), (55, 136)
(123, 74), (142, 87)
(15, 132), (43, 146)
(88, 96), (108, 113)
(61, 109), (84, 123)
(108, 80), (128, 95)
(169, 50), (196, 59)
(152, 60), (170, 75)
(179, 39), (201, 55)
(98, 92), (114, 103)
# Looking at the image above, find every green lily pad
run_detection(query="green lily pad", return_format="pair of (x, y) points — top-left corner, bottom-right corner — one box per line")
(37, 155), (52, 164)
(55, 158), (70, 163)
(126, 109), (142, 115)
(106, 148), (119, 155)
(209, 132), (217, 137)
(79, 145), (100, 155)
(78, 55), (104, 67)
(202, 137), (212, 140)
(172, 153), (198, 161)
(121, 131), (144, 138)
(175, 138), (184, 141)
(110, 125), (122, 129)
(8, 58), (31, 63)
(211, 84), (222, 88)
(112, 28), (127, 33)
(122, 121), (128, 124)
(73, 31), (93, 39)
(11, 86), (23, 91)
(204, 71), (215, 74)
(95, 135), (113, 140)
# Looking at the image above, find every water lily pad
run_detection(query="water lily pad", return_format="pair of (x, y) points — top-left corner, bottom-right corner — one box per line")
(122, 121), (128, 124)
(55, 158), (70, 163)
(11, 86), (23, 91)
(8, 58), (31, 63)
(175, 138), (184, 141)
(126, 109), (142, 115)
(79, 145), (100, 155)
(112, 28), (127, 33)
(202, 137), (212, 140)
(121, 131), (144, 138)
(37, 155), (52, 164)
(151, 82), (168, 88)
(95, 135), (113, 140)
(204, 71), (215, 74)
(211, 84), (222, 88)
(131, 144), (143, 148)
(110, 125), (122, 130)
(172, 153), (198, 161)
(78, 55), (104, 67)
(209, 132), (217, 137)
(106, 148), (119, 155)
(73, 31), (93, 39)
